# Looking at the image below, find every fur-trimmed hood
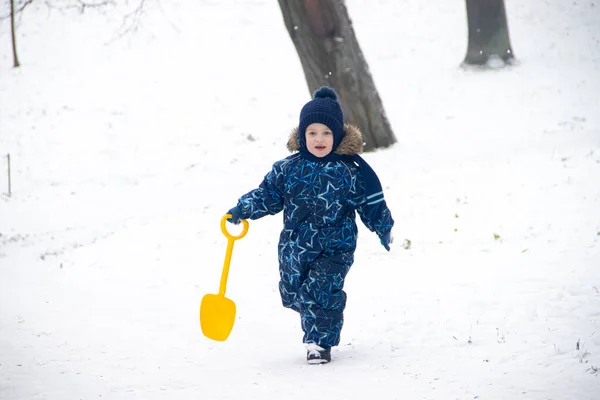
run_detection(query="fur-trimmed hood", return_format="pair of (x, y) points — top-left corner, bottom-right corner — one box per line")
(286, 124), (364, 156)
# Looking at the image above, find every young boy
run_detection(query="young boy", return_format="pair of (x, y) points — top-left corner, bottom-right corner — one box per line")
(226, 87), (394, 364)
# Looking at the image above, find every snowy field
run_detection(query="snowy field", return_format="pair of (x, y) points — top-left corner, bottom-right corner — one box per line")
(1, 0), (599, 399)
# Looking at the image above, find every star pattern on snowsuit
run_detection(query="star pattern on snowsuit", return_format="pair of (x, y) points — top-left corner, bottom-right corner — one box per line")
(236, 153), (393, 347)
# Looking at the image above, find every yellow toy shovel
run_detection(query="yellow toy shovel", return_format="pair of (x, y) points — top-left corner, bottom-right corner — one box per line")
(200, 214), (249, 341)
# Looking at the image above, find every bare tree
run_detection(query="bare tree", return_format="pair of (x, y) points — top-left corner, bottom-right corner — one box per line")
(3, 0), (145, 66)
(7, 0), (34, 68)
(10, 0), (20, 68)
(463, 0), (515, 67)
(278, 0), (396, 151)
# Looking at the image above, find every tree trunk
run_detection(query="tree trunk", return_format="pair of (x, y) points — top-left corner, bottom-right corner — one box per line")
(463, 0), (515, 67)
(10, 0), (20, 68)
(278, 0), (396, 151)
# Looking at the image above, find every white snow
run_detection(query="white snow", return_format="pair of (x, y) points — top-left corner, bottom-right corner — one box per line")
(1, 0), (599, 399)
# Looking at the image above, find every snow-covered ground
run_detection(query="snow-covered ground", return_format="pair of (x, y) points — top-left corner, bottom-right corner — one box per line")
(1, 0), (599, 399)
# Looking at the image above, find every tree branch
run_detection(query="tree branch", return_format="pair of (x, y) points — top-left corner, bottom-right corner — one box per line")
(116, 0), (148, 37)
(1, 0), (33, 20)
(74, 0), (116, 14)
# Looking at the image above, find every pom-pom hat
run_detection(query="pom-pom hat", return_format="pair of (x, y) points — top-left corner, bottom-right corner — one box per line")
(294, 86), (385, 206)
(298, 87), (346, 151)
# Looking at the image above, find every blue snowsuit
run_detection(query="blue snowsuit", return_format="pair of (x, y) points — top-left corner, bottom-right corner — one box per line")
(233, 125), (394, 347)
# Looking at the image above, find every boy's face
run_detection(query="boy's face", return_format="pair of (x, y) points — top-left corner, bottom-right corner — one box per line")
(305, 123), (334, 158)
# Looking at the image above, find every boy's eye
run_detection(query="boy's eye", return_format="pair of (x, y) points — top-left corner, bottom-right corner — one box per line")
(323, 131), (332, 135)
(307, 131), (316, 136)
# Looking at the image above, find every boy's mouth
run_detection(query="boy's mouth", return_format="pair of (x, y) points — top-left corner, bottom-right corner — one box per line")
(315, 145), (326, 150)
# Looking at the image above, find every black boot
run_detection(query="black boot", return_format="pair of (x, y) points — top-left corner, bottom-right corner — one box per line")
(306, 343), (331, 364)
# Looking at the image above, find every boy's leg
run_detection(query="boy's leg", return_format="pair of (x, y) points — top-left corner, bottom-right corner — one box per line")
(298, 252), (353, 348)
(279, 274), (303, 313)
(278, 243), (309, 313)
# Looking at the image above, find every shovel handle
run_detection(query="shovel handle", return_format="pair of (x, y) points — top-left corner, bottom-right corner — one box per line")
(217, 215), (249, 296)
(221, 214), (249, 240)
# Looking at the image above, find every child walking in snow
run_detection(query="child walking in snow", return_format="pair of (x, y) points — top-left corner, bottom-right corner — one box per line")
(226, 87), (394, 364)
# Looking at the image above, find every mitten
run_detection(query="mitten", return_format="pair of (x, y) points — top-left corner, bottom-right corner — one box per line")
(380, 231), (392, 251)
(226, 206), (242, 224)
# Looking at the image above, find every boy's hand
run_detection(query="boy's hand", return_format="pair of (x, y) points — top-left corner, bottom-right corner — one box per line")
(226, 207), (242, 224)
(380, 231), (392, 251)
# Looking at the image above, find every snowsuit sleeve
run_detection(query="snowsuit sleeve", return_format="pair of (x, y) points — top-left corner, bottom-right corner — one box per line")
(235, 161), (285, 220)
(351, 169), (394, 237)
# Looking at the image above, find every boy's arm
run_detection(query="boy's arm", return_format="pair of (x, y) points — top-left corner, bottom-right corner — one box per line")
(353, 172), (394, 237)
(234, 162), (285, 220)
(357, 198), (394, 238)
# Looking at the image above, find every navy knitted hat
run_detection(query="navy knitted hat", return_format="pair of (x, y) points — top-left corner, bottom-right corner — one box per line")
(298, 87), (345, 151)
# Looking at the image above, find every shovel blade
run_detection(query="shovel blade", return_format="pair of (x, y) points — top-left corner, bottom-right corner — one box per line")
(200, 294), (236, 341)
